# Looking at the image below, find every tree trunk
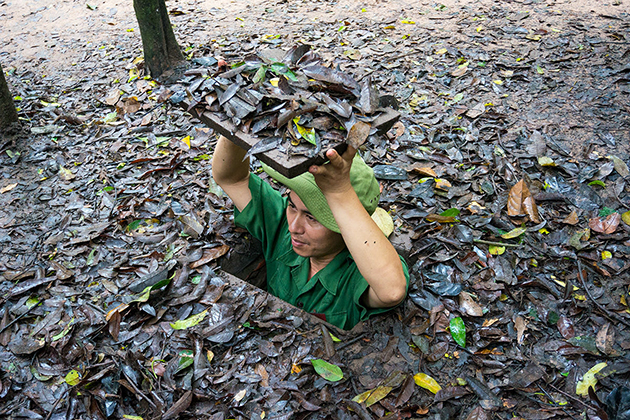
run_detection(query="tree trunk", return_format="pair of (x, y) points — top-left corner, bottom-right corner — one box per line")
(133, 0), (185, 80)
(0, 62), (18, 129)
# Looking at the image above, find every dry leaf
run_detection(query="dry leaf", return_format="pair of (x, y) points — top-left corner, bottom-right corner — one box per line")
(507, 179), (529, 217)
(0, 183), (17, 194)
(459, 291), (483, 316)
(410, 166), (438, 177)
(514, 316), (526, 345)
(589, 213), (621, 234)
(522, 196), (541, 223)
(563, 210), (579, 225)
(346, 121), (371, 149)
(190, 245), (230, 269)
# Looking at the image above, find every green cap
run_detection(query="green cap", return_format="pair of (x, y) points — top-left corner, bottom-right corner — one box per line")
(262, 155), (380, 233)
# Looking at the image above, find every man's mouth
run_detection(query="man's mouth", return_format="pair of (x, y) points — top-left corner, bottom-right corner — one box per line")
(291, 237), (307, 247)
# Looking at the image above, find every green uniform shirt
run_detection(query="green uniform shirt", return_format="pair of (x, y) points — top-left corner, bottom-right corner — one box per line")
(234, 174), (409, 330)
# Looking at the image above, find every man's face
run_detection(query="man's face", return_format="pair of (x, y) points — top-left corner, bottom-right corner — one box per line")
(286, 191), (345, 259)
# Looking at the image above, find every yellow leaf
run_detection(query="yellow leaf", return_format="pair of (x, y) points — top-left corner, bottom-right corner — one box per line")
(489, 245), (505, 255)
(181, 136), (191, 148)
(0, 183), (17, 194)
(123, 416), (144, 420)
(576, 362), (607, 396)
(270, 78), (280, 87)
(414, 372), (442, 394)
(538, 156), (556, 166)
(207, 350), (214, 364)
(65, 369), (81, 386)
(371, 207), (394, 237)
(538, 228), (549, 234)
(170, 309), (208, 330)
(291, 363), (302, 374)
(501, 227), (526, 239)
(435, 48), (448, 55)
(622, 211), (630, 226)
(493, 80), (503, 85)
(476, 26), (483, 32)
(573, 293), (586, 301)
(601, 251), (612, 260)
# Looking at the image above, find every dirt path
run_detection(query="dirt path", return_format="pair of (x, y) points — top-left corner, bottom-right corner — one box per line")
(2, 0), (628, 79)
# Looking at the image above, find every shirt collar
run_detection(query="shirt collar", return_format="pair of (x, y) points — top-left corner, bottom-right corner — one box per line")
(277, 248), (352, 296)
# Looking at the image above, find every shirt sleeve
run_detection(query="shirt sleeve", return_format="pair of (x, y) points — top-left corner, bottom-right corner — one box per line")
(233, 173), (288, 260)
(347, 255), (411, 328)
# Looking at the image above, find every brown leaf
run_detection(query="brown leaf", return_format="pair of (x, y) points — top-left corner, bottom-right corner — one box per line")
(596, 323), (614, 354)
(190, 245), (230, 269)
(108, 309), (121, 341)
(409, 165), (437, 178)
(522, 196), (541, 223)
(514, 316), (527, 345)
(395, 375), (415, 407)
(507, 179), (530, 217)
(588, 212), (621, 234)
(426, 214), (458, 223)
(346, 121), (371, 149)
(465, 407), (488, 420)
(459, 291), (483, 317)
(163, 391), (192, 420)
(562, 210), (579, 225)
(255, 364), (269, 387)
(556, 316), (575, 339)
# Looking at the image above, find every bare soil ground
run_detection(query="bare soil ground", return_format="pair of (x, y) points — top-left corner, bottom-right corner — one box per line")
(1, 0), (630, 419)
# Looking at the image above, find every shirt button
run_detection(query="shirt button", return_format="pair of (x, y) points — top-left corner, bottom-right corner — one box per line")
(297, 302), (304, 308)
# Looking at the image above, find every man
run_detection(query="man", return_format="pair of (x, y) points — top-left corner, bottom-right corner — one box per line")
(212, 135), (409, 329)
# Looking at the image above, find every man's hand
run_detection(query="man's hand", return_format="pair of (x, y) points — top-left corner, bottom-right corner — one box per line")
(308, 145), (357, 196)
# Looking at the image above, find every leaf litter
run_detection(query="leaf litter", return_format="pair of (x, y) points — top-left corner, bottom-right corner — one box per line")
(1, 0), (630, 419)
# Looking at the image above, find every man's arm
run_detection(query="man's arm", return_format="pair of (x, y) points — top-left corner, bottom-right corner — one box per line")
(211, 135), (252, 212)
(309, 147), (407, 308)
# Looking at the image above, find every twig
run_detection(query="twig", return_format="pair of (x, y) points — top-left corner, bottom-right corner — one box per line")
(576, 259), (630, 328)
(536, 383), (579, 420)
(44, 389), (68, 420)
(0, 301), (43, 334)
(473, 239), (521, 247)
(547, 383), (598, 412)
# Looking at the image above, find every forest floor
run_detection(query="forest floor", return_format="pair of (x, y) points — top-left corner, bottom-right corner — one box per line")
(1, 0), (630, 419)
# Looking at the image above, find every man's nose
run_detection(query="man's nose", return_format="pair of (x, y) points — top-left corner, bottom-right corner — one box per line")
(288, 214), (305, 234)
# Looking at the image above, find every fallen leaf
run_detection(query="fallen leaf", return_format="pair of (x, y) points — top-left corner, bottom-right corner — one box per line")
(311, 359), (343, 382)
(414, 372), (442, 394)
(501, 227), (526, 239)
(0, 183), (17, 194)
(170, 309), (208, 330)
(608, 155), (630, 178)
(589, 213), (621, 234)
(450, 317), (466, 347)
(576, 362), (607, 396)
(563, 210), (579, 225)
(459, 291), (483, 316)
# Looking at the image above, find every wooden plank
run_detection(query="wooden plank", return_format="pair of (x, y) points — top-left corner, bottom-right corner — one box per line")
(186, 106), (400, 178)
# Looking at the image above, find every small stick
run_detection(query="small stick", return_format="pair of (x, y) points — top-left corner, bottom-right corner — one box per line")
(547, 383), (598, 412)
(576, 259), (630, 328)
(473, 239), (521, 247)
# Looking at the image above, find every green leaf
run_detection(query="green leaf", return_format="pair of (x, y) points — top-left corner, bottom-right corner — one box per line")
(65, 369), (81, 386)
(252, 65), (267, 84)
(293, 118), (317, 145)
(588, 180), (606, 188)
(500, 227), (526, 239)
(450, 317), (466, 347)
(599, 207), (615, 217)
(311, 359), (343, 382)
(177, 350), (194, 371)
(440, 208), (460, 218)
(52, 317), (75, 341)
(170, 309), (208, 330)
(329, 332), (341, 342)
(190, 275), (202, 285)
